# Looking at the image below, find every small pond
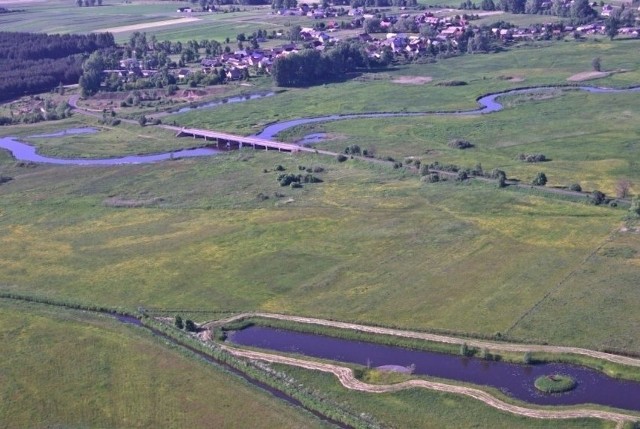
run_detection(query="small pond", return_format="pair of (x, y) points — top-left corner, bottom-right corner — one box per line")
(229, 326), (640, 412)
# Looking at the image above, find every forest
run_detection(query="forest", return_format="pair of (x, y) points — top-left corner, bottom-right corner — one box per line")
(0, 32), (115, 102)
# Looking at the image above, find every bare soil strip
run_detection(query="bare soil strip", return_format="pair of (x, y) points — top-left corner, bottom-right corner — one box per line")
(567, 71), (610, 82)
(209, 312), (640, 369)
(95, 17), (201, 34)
(219, 343), (637, 426)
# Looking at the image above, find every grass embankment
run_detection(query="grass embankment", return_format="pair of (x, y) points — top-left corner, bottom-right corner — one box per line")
(0, 298), (328, 429)
(268, 364), (616, 429)
(220, 316), (640, 382)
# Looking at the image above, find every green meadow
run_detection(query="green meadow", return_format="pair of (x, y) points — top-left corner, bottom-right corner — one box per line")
(0, 299), (327, 429)
(1, 11), (640, 427)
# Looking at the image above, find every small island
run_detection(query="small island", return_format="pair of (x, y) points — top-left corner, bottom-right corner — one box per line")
(534, 374), (577, 393)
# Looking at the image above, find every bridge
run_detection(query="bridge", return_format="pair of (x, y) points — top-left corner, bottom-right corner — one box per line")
(170, 126), (309, 153)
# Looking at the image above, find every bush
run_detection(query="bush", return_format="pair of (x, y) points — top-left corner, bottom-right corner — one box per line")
(419, 165), (430, 176)
(517, 153), (547, 163)
(344, 144), (361, 155)
(589, 190), (607, 205)
(422, 173), (440, 183)
(274, 164), (285, 171)
(174, 315), (184, 329)
(569, 183), (582, 192)
(184, 319), (197, 332)
(456, 170), (469, 181)
(336, 154), (348, 162)
(532, 172), (547, 186)
(152, 118), (162, 125)
(138, 115), (147, 127)
(448, 139), (474, 149)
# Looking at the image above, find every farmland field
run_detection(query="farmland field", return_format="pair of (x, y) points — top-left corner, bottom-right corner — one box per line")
(1, 5), (640, 427)
(0, 299), (327, 428)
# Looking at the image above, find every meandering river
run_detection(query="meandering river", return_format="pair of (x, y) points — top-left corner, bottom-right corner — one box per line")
(1, 85), (639, 165)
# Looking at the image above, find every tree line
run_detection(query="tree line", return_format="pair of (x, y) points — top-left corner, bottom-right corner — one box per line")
(0, 32), (115, 102)
(272, 41), (390, 87)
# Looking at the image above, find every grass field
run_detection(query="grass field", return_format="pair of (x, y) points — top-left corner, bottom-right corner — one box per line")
(1, 147), (632, 350)
(0, 299), (328, 428)
(1, 16), (640, 427)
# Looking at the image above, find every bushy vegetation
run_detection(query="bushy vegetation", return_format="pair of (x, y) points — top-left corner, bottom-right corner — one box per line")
(448, 139), (475, 149)
(517, 153), (547, 163)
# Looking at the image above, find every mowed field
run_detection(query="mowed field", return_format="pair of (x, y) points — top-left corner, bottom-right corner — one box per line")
(0, 299), (328, 429)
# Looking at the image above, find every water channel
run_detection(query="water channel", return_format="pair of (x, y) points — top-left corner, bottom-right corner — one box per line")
(1, 85), (639, 165)
(229, 325), (640, 412)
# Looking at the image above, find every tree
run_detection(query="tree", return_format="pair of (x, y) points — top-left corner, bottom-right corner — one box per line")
(592, 56), (601, 72)
(615, 179), (632, 198)
(185, 319), (197, 332)
(174, 315), (184, 329)
(570, 0), (597, 23)
(532, 172), (547, 186)
(630, 198), (640, 216)
(79, 51), (105, 97)
(481, 0), (495, 9)
(605, 15), (620, 40)
(589, 190), (607, 205)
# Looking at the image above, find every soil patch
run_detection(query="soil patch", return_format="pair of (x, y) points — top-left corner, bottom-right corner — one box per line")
(95, 17), (201, 34)
(392, 76), (433, 85)
(567, 71), (609, 82)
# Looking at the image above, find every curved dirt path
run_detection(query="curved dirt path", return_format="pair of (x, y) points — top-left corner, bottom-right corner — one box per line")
(207, 312), (640, 369)
(219, 343), (637, 426)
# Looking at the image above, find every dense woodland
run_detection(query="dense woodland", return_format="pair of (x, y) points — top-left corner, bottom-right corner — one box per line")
(0, 32), (115, 102)
(272, 41), (391, 86)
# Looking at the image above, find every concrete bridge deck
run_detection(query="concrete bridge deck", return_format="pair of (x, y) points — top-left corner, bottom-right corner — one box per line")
(170, 126), (307, 153)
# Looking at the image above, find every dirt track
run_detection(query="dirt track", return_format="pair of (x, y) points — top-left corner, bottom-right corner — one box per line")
(203, 312), (640, 426)
(209, 312), (640, 368)
(219, 343), (636, 427)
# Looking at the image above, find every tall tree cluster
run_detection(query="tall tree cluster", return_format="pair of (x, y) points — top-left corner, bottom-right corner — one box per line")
(0, 32), (115, 102)
(272, 42), (386, 87)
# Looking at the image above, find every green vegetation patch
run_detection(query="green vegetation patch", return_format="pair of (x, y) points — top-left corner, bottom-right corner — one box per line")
(534, 374), (577, 393)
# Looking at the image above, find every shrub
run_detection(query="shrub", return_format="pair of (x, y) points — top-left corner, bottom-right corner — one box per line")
(569, 183), (582, 192)
(336, 154), (348, 162)
(448, 139), (474, 149)
(184, 319), (197, 332)
(274, 164), (285, 171)
(344, 144), (361, 155)
(456, 170), (469, 181)
(152, 118), (162, 125)
(174, 315), (184, 329)
(517, 153), (547, 163)
(532, 172), (547, 186)
(423, 173), (440, 183)
(312, 166), (324, 173)
(277, 173), (299, 186)
(419, 164), (430, 176)
(589, 190), (607, 205)
(138, 115), (147, 127)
